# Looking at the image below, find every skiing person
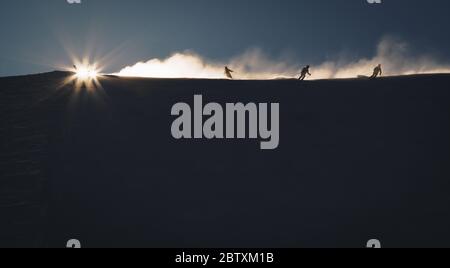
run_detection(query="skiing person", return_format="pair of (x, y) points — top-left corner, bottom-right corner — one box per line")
(298, 65), (311, 80)
(225, 66), (234, 79)
(370, 64), (383, 79)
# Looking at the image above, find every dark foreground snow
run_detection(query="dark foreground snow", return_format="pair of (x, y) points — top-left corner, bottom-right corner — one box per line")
(1, 72), (450, 248)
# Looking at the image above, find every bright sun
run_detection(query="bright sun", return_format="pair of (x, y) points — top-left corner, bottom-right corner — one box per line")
(75, 65), (99, 80)
(62, 61), (104, 91)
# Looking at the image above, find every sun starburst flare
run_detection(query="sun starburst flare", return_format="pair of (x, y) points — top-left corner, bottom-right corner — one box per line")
(75, 66), (99, 80)
(59, 58), (105, 92)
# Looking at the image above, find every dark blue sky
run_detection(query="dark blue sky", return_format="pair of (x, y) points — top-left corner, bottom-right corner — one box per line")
(1, 0), (450, 76)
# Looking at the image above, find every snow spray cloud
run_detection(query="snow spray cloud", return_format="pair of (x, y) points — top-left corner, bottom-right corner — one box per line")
(116, 49), (299, 79)
(116, 37), (450, 80)
(313, 37), (450, 79)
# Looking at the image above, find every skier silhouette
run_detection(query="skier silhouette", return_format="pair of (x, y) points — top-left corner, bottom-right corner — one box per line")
(225, 66), (234, 79)
(370, 64), (383, 79)
(298, 65), (311, 80)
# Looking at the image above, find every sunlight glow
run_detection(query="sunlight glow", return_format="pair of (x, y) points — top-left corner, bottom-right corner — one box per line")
(58, 58), (105, 93)
(56, 58), (108, 107)
(76, 66), (99, 80)
(68, 62), (102, 91)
